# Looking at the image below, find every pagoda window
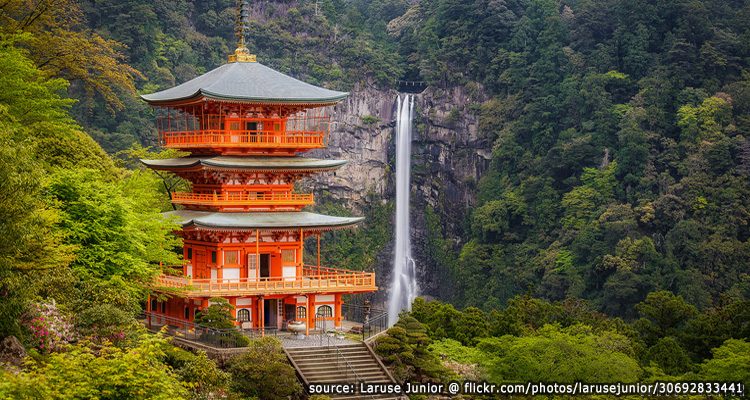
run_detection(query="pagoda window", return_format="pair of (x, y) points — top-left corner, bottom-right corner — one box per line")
(187, 247), (193, 260)
(229, 121), (241, 130)
(296, 306), (307, 319)
(160, 302), (166, 313)
(237, 308), (251, 322)
(150, 299), (157, 313)
(211, 251), (217, 264)
(247, 254), (257, 281)
(224, 250), (239, 266)
(281, 249), (296, 264)
(281, 249), (297, 281)
(317, 305), (333, 318)
(184, 307), (190, 320)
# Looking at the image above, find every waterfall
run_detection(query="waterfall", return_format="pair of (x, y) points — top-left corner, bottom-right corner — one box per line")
(388, 94), (418, 326)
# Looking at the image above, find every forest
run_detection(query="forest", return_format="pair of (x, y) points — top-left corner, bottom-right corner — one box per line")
(0, 0), (749, 398)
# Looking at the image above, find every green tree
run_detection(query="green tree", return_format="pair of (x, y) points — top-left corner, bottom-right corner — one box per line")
(46, 168), (181, 280)
(645, 337), (693, 376)
(479, 324), (641, 383)
(700, 339), (750, 386)
(635, 291), (697, 345)
(226, 337), (302, 400)
(373, 314), (451, 382)
(195, 297), (236, 329)
(0, 334), (189, 399)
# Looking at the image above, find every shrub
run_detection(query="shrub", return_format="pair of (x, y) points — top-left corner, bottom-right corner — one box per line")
(227, 337), (302, 399)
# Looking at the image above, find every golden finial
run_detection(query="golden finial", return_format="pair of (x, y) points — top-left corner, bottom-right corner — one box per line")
(228, 0), (256, 63)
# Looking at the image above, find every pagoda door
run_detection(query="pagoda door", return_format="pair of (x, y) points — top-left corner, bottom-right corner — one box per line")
(260, 254), (270, 279)
(195, 251), (207, 279)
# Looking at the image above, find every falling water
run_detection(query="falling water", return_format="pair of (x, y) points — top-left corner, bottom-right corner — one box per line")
(388, 95), (418, 326)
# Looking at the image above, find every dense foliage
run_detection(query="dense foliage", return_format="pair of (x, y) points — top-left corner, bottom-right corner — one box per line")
(50, 0), (750, 319)
(392, 0), (750, 319)
(2, 0), (750, 397)
(376, 297), (750, 388)
(226, 337), (303, 400)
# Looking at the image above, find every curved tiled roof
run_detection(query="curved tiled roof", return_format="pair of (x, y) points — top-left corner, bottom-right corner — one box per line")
(141, 62), (348, 105)
(140, 156), (347, 172)
(165, 210), (363, 231)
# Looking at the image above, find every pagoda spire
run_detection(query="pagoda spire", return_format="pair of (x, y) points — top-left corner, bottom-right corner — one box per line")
(229, 0), (256, 63)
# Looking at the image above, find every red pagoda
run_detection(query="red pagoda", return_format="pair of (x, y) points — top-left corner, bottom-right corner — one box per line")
(141, 6), (376, 335)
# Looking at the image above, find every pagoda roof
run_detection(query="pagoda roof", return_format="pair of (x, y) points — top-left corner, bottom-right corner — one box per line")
(141, 61), (348, 105)
(140, 156), (347, 172)
(165, 210), (364, 231)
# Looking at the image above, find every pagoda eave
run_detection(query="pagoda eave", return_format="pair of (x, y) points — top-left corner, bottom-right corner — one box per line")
(140, 156), (348, 173)
(141, 91), (347, 108)
(140, 61), (349, 106)
(166, 210), (364, 232)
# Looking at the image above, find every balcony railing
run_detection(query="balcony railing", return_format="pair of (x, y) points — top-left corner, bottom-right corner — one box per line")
(154, 265), (376, 297)
(171, 191), (314, 210)
(160, 130), (326, 150)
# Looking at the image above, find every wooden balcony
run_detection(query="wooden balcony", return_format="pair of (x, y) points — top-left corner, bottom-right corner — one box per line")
(171, 191), (314, 211)
(154, 265), (376, 297)
(160, 130), (326, 153)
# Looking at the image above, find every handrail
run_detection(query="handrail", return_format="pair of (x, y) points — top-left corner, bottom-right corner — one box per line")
(161, 129), (326, 148)
(301, 265), (370, 277)
(172, 192), (313, 201)
(143, 311), (249, 348)
(171, 191), (314, 207)
(154, 269), (376, 295)
(325, 335), (378, 399)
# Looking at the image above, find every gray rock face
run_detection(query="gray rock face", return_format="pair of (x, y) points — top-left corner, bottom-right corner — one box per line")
(0, 336), (26, 367)
(308, 83), (491, 302)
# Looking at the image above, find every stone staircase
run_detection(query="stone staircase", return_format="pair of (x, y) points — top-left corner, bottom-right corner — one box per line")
(285, 342), (403, 400)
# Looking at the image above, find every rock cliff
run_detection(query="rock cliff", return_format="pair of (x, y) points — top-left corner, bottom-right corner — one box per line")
(307, 83), (492, 301)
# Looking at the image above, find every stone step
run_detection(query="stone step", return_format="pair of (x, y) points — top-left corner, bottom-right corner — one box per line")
(295, 359), (377, 368)
(301, 364), (383, 373)
(295, 361), (379, 370)
(309, 377), (393, 384)
(289, 349), (372, 357)
(288, 344), (363, 351)
(285, 342), (400, 399)
(305, 369), (388, 381)
(292, 353), (372, 361)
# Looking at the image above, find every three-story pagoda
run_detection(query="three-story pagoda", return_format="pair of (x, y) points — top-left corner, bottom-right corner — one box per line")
(141, 9), (376, 335)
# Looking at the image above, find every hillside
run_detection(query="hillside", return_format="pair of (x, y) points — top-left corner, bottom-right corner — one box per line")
(1, 0), (749, 397)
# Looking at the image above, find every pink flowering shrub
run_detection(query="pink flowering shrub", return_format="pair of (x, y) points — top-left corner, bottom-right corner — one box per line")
(24, 300), (75, 352)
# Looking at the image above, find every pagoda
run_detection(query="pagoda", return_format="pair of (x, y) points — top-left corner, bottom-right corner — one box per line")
(141, 2), (376, 335)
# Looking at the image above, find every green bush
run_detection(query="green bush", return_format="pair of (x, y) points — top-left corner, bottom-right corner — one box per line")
(227, 337), (302, 399)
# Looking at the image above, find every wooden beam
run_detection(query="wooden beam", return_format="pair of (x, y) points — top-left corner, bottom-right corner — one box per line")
(305, 295), (310, 336)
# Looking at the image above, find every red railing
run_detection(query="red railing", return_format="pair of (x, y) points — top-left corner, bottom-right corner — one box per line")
(154, 265), (376, 296)
(160, 129), (326, 149)
(171, 191), (314, 208)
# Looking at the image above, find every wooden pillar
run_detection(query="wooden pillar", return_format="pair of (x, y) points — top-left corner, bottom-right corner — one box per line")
(305, 295), (310, 336)
(260, 296), (265, 337)
(229, 297), (237, 326)
(317, 233), (321, 276)
(335, 294), (342, 328)
(299, 228), (305, 268)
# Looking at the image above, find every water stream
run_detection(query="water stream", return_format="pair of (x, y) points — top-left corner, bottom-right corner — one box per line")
(387, 94), (418, 326)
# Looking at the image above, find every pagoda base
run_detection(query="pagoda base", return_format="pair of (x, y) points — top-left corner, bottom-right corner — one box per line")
(146, 292), (345, 335)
